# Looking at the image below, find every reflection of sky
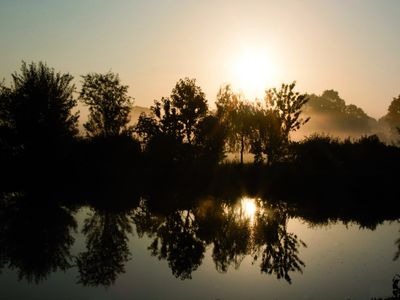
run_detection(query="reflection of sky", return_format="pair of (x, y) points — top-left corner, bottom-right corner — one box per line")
(1, 206), (399, 300)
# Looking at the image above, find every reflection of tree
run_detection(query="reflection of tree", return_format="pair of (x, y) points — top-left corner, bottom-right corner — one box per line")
(132, 197), (306, 282)
(394, 226), (400, 261)
(253, 203), (306, 283)
(131, 197), (207, 280)
(196, 201), (251, 273)
(76, 208), (133, 287)
(143, 209), (205, 280)
(0, 192), (76, 283)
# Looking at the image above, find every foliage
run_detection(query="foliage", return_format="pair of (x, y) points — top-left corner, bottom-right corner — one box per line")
(136, 78), (224, 165)
(215, 82), (309, 165)
(0, 193), (77, 283)
(250, 107), (285, 165)
(215, 85), (255, 164)
(247, 82), (309, 165)
(1, 61), (79, 150)
(80, 72), (133, 137)
(195, 115), (227, 165)
(170, 78), (208, 144)
(304, 89), (373, 135)
(381, 94), (400, 142)
(265, 82), (310, 142)
(76, 209), (132, 287)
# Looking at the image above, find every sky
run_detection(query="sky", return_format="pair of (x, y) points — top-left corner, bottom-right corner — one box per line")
(1, 0), (399, 119)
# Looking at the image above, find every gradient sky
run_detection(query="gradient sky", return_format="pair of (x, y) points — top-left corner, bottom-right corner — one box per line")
(1, 0), (399, 118)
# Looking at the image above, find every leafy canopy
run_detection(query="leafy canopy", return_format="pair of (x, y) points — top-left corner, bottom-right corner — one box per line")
(80, 72), (133, 138)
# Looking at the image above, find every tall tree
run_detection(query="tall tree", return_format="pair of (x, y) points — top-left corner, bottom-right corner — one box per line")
(136, 78), (212, 163)
(79, 72), (133, 138)
(2, 61), (79, 150)
(250, 107), (285, 165)
(215, 85), (253, 164)
(265, 82), (310, 144)
(170, 78), (208, 144)
(385, 94), (400, 134)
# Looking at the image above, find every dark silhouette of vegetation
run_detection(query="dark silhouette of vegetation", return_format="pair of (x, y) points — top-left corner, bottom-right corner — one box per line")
(371, 274), (400, 300)
(147, 210), (206, 280)
(2, 61), (400, 300)
(136, 78), (225, 167)
(215, 82), (309, 165)
(0, 176), (399, 287)
(215, 85), (254, 164)
(130, 194), (307, 283)
(80, 72), (134, 137)
(253, 205), (306, 283)
(0, 62), (78, 188)
(7, 62), (79, 144)
(250, 82), (309, 165)
(76, 208), (133, 287)
(265, 82), (310, 142)
(71, 135), (142, 200)
(380, 94), (400, 143)
(0, 192), (76, 283)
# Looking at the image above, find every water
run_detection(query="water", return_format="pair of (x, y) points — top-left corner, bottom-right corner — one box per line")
(0, 196), (399, 300)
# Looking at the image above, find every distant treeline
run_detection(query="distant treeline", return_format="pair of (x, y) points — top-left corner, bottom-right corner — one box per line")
(1, 61), (400, 192)
(301, 90), (400, 142)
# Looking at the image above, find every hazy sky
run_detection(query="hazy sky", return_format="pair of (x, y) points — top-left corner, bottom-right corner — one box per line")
(1, 0), (399, 118)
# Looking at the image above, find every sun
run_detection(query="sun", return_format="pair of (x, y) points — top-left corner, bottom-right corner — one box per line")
(232, 48), (275, 100)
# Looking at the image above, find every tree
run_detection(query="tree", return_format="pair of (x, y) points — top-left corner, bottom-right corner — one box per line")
(195, 115), (227, 165)
(79, 72), (133, 138)
(245, 82), (310, 165)
(76, 209), (132, 287)
(250, 107), (285, 165)
(2, 62), (79, 150)
(215, 84), (240, 123)
(215, 85), (253, 164)
(265, 82), (310, 144)
(170, 78), (208, 144)
(304, 90), (373, 136)
(385, 95), (400, 134)
(136, 78), (212, 163)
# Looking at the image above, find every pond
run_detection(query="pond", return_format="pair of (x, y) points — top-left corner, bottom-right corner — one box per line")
(0, 194), (399, 300)
(0, 193), (400, 299)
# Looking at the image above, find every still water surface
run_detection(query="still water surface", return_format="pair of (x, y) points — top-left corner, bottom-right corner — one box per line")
(0, 196), (399, 300)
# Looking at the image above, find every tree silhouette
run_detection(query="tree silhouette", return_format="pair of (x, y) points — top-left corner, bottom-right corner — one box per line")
(80, 72), (133, 138)
(136, 97), (182, 143)
(0, 192), (76, 283)
(215, 85), (253, 164)
(193, 115), (227, 166)
(383, 94), (400, 139)
(250, 106), (284, 165)
(170, 78), (208, 145)
(265, 82), (310, 143)
(252, 203), (306, 283)
(210, 203), (251, 273)
(0, 82), (13, 132)
(76, 208), (133, 287)
(137, 78), (207, 142)
(147, 210), (206, 280)
(0, 62), (79, 187)
(136, 78), (216, 164)
(1, 61), (78, 151)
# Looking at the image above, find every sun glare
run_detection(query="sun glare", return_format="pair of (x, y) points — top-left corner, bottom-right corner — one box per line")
(232, 48), (276, 100)
(240, 197), (257, 221)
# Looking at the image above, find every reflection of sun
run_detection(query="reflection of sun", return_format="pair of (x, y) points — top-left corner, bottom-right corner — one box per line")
(232, 48), (276, 100)
(241, 197), (257, 220)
